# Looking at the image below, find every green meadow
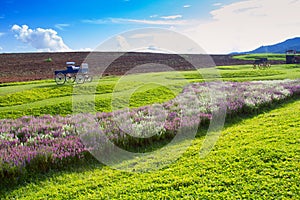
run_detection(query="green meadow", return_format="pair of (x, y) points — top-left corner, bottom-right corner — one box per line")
(1, 64), (300, 119)
(232, 53), (286, 61)
(0, 63), (300, 199)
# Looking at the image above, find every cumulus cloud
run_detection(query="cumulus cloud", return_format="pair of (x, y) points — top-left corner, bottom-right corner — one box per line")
(11, 24), (71, 52)
(183, 5), (191, 8)
(182, 0), (300, 53)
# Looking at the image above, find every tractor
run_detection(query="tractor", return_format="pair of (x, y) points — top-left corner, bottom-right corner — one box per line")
(54, 62), (92, 85)
(253, 58), (271, 69)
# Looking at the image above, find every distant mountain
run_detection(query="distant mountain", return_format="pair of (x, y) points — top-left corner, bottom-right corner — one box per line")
(240, 37), (300, 54)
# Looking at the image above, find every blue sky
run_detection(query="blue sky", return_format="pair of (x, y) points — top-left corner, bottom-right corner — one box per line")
(1, 0), (300, 54)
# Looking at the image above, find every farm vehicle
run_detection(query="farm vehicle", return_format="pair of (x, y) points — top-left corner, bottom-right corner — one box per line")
(253, 58), (271, 69)
(286, 50), (300, 64)
(54, 62), (92, 85)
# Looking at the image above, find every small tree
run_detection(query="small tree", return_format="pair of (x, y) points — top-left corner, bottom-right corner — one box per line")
(45, 58), (53, 62)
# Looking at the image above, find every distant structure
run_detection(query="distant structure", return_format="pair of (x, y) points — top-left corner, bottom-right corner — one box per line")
(286, 50), (300, 64)
(253, 58), (271, 69)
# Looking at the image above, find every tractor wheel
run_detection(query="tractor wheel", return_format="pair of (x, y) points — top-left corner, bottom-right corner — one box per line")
(66, 73), (76, 83)
(55, 73), (66, 85)
(76, 74), (85, 84)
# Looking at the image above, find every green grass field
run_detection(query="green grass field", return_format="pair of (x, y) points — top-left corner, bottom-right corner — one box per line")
(232, 53), (286, 61)
(1, 96), (299, 199)
(1, 64), (300, 119)
(1, 63), (300, 199)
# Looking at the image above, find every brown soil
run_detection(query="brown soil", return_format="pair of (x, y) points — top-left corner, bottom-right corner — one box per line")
(0, 52), (284, 83)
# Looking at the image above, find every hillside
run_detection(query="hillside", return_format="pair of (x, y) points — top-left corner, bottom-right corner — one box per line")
(244, 37), (300, 54)
(0, 52), (256, 83)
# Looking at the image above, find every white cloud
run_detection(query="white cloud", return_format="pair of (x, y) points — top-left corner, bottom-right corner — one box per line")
(55, 24), (70, 30)
(79, 48), (92, 51)
(183, 5), (191, 8)
(69, 47), (92, 52)
(125, 18), (186, 25)
(82, 19), (107, 24)
(82, 18), (188, 25)
(0, 46), (3, 51)
(97, 28), (205, 54)
(133, 45), (175, 54)
(160, 15), (182, 20)
(213, 3), (222, 6)
(11, 24), (71, 52)
(116, 35), (131, 51)
(182, 0), (300, 53)
(0, 32), (4, 37)
(129, 33), (153, 39)
(150, 15), (158, 18)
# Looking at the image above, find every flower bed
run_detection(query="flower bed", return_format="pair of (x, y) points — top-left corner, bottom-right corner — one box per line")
(1, 79), (300, 181)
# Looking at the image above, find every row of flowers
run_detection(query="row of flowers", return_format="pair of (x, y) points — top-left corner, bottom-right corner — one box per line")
(1, 79), (300, 180)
